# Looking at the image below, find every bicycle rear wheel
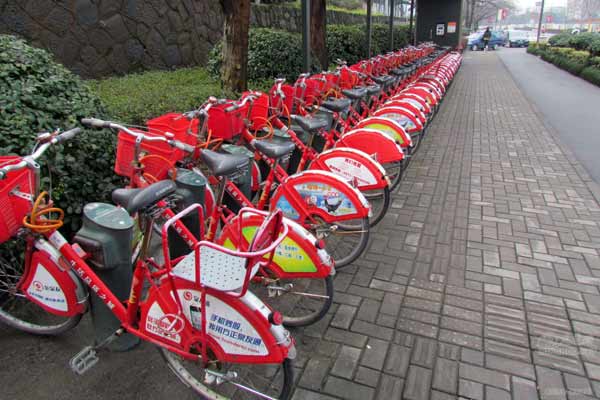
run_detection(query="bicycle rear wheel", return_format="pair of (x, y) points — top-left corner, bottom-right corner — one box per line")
(385, 161), (404, 191)
(253, 273), (334, 327)
(0, 240), (82, 335)
(310, 216), (369, 268)
(160, 347), (293, 400)
(363, 186), (391, 227)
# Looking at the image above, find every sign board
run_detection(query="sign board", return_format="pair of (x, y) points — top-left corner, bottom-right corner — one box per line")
(447, 22), (456, 33)
(546, 15), (553, 23)
(436, 23), (445, 36)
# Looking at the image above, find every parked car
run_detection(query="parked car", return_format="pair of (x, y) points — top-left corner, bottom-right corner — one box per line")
(507, 30), (530, 47)
(467, 31), (506, 51)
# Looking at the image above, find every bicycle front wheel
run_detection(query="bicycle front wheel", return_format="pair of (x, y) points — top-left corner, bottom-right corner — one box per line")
(160, 347), (294, 400)
(0, 240), (82, 335)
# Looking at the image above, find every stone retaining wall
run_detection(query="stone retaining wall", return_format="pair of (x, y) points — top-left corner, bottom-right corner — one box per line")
(0, 1), (406, 78)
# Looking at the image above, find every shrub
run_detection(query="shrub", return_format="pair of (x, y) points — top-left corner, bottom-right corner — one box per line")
(527, 42), (539, 55)
(589, 56), (600, 68)
(92, 67), (222, 125)
(0, 35), (122, 234)
(568, 32), (599, 51)
(580, 66), (600, 86)
(327, 24), (366, 64)
(209, 24), (410, 83)
(548, 32), (572, 47)
(590, 38), (600, 56)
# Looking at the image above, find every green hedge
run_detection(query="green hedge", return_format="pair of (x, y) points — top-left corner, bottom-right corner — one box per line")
(527, 41), (600, 88)
(92, 67), (222, 125)
(0, 35), (122, 234)
(209, 24), (410, 83)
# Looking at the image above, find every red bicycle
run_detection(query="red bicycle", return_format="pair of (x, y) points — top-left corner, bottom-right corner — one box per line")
(0, 128), (297, 399)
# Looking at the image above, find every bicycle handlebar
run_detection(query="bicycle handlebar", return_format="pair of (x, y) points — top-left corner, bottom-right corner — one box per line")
(82, 118), (195, 155)
(0, 127), (82, 180)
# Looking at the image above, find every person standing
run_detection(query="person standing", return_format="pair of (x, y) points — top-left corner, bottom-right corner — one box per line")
(483, 27), (492, 51)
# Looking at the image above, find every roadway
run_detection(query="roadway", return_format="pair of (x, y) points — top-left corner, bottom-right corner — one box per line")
(498, 47), (600, 183)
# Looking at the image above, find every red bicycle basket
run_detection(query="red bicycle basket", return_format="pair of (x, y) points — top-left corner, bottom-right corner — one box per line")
(207, 102), (249, 140)
(114, 129), (179, 179)
(243, 92), (270, 131)
(0, 157), (33, 243)
(269, 84), (295, 115)
(147, 113), (199, 146)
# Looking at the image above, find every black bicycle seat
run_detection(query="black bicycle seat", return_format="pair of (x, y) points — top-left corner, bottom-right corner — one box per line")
(321, 98), (351, 112)
(371, 75), (394, 86)
(254, 140), (296, 160)
(112, 180), (177, 215)
(366, 84), (381, 96)
(200, 149), (249, 177)
(342, 87), (368, 100)
(291, 115), (329, 132)
(390, 68), (404, 76)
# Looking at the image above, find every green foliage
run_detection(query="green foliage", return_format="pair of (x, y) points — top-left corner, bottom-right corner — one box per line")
(548, 32), (572, 47)
(590, 38), (600, 56)
(327, 24), (366, 64)
(527, 42), (539, 55)
(0, 35), (122, 234)
(589, 56), (600, 68)
(208, 25), (409, 84)
(580, 66), (600, 86)
(568, 32), (599, 51)
(92, 67), (222, 125)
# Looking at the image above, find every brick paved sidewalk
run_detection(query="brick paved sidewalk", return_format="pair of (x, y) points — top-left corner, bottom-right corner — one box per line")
(290, 51), (600, 400)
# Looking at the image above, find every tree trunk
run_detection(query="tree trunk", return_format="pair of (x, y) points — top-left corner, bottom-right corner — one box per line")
(311, 0), (327, 70)
(220, 0), (251, 93)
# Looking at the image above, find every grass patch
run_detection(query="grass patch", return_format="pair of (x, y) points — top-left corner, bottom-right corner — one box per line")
(91, 67), (222, 125)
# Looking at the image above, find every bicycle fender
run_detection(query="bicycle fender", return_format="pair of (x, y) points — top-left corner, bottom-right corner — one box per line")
(380, 100), (427, 124)
(270, 170), (371, 223)
(20, 239), (87, 317)
(374, 106), (424, 132)
(336, 129), (404, 165)
(353, 117), (412, 148)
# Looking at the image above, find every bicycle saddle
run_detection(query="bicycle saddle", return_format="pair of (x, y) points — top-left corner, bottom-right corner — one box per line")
(342, 87), (368, 100)
(371, 75), (394, 86)
(200, 149), (249, 177)
(253, 140), (295, 160)
(366, 84), (381, 96)
(390, 68), (404, 76)
(112, 180), (177, 215)
(291, 115), (329, 132)
(321, 98), (351, 113)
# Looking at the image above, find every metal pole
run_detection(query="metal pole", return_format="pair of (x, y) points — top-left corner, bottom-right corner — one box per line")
(409, 0), (415, 45)
(536, 0), (545, 43)
(302, 0), (311, 71)
(367, 0), (373, 57)
(389, 0), (395, 50)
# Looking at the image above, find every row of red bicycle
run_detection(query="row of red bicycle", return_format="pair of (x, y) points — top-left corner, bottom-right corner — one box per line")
(0, 43), (462, 399)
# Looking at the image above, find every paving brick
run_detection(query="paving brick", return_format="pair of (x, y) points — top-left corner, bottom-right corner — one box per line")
(374, 374), (404, 400)
(459, 379), (484, 400)
(459, 363), (510, 390)
(351, 319), (394, 341)
(355, 366), (381, 388)
(512, 376), (540, 400)
(411, 337), (438, 368)
(432, 358), (458, 394)
(403, 365), (433, 400)
(299, 357), (331, 391)
(330, 304), (357, 330)
(360, 338), (389, 371)
(323, 376), (375, 400)
(330, 345), (361, 379)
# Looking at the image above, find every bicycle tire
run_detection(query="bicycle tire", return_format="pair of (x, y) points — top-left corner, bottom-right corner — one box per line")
(270, 275), (334, 328)
(363, 185), (391, 227)
(0, 241), (83, 336)
(314, 216), (369, 269)
(160, 347), (294, 400)
(386, 161), (404, 191)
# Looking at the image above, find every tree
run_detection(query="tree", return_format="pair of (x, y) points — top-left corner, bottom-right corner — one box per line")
(464, 0), (515, 30)
(220, 0), (252, 93)
(311, 0), (328, 70)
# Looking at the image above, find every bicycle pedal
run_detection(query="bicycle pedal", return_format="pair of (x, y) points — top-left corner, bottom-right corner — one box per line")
(69, 346), (99, 375)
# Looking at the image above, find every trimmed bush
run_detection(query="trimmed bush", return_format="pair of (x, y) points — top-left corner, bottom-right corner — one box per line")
(548, 32), (572, 47)
(209, 24), (410, 83)
(92, 67), (222, 126)
(590, 38), (600, 56)
(580, 66), (600, 86)
(0, 35), (122, 234)
(568, 32), (599, 51)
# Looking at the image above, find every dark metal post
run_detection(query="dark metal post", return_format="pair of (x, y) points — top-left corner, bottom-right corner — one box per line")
(389, 0), (395, 50)
(409, 0), (415, 45)
(302, 0), (311, 71)
(366, 0), (373, 57)
(536, 0), (545, 43)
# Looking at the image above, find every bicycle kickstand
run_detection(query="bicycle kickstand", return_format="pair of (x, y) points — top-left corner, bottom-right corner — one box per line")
(69, 328), (126, 375)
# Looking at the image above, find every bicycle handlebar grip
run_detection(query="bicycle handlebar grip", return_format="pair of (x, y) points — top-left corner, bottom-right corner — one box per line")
(81, 118), (109, 129)
(173, 141), (195, 154)
(55, 127), (82, 144)
(224, 104), (238, 113)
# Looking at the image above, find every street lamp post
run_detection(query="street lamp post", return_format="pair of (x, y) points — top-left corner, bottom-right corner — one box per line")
(536, 0), (545, 43)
